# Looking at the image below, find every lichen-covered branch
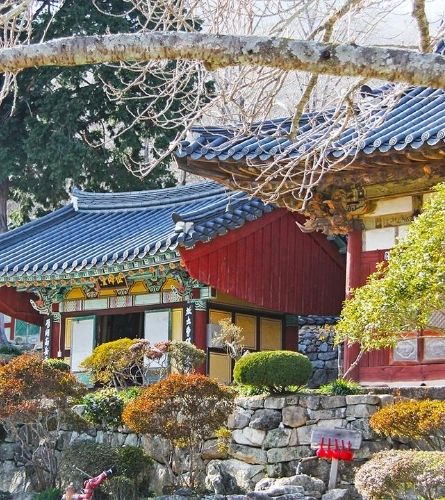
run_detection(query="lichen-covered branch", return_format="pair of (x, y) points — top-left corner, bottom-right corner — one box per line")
(412, 0), (431, 53)
(0, 32), (445, 89)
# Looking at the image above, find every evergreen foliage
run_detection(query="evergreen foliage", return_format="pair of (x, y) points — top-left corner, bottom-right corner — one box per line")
(2, 0), (181, 227)
(233, 350), (312, 393)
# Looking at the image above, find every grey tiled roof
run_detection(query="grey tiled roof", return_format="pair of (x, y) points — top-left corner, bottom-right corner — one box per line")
(0, 182), (273, 280)
(298, 315), (339, 326)
(177, 42), (445, 164)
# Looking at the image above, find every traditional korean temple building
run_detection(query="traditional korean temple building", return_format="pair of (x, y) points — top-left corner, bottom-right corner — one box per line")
(0, 181), (345, 382)
(177, 44), (445, 385)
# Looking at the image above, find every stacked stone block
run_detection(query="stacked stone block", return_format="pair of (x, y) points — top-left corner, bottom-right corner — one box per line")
(298, 326), (339, 387)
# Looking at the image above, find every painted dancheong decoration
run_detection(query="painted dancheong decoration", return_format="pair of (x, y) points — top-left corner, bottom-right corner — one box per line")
(311, 427), (362, 490)
(177, 42), (445, 386)
(0, 182), (344, 382)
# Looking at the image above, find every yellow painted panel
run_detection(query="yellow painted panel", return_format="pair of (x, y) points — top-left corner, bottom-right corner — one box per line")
(129, 280), (148, 295)
(98, 288), (116, 297)
(171, 308), (183, 342)
(65, 287), (86, 300)
(235, 313), (257, 350)
(64, 318), (73, 349)
(162, 277), (181, 291)
(260, 318), (282, 351)
(209, 352), (232, 385)
(209, 309), (232, 325)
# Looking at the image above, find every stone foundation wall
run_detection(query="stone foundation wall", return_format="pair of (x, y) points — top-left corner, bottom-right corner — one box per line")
(298, 326), (340, 387)
(0, 394), (394, 497)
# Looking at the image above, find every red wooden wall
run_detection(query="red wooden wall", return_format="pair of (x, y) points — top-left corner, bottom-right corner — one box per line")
(347, 247), (445, 383)
(0, 287), (43, 325)
(181, 208), (346, 315)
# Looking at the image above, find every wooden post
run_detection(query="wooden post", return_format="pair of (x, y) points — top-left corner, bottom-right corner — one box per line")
(193, 300), (207, 374)
(328, 459), (339, 490)
(343, 224), (363, 380)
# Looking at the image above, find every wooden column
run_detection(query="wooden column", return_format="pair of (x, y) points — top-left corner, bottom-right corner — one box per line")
(343, 224), (363, 380)
(193, 300), (207, 374)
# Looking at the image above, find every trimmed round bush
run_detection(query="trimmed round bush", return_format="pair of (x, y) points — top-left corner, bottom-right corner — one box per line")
(233, 350), (312, 393)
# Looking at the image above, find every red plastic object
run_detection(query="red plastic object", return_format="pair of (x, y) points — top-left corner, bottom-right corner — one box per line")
(316, 437), (354, 462)
(316, 438), (328, 458)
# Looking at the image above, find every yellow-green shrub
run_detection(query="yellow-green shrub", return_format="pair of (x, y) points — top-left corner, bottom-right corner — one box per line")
(369, 399), (445, 449)
(81, 338), (139, 387)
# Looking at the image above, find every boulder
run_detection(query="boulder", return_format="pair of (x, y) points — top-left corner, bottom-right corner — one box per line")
(141, 435), (171, 464)
(237, 397), (265, 410)
(345, 404), (377, 418)
(285, 395), (299, 406)
(320, 397), (346, 409)
(345, 395), (380, 405)
(267, 446), (312, 464)
(206, 459), (265, 493)
(256, 474), (325, 498)
(264, 397), (287, 409)
(263, 428), (292, 449)
(228, 407), (253, 429)
(205, 461), (240, 495)
(321, 489), (351, 500)
(124, 433), (139, 447)
(282, 407), (306, 428)
(250, 409), (282, 430)
(229, 444), (267, 464)
(307, 409), (345, 421)
(296, 425), (315, 445)
(201, 439), (228, 460)
(146, 461), (173, 495)
(0, 443), (16, 461)
(232, 428), (267, 447)
(297, 397), (320, 410)
(266, 485), (306, 497)
(0, 462), (30, 494)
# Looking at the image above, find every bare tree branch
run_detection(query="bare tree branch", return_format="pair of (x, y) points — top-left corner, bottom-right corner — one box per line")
(412, 0), (431, 52)
(0, 32), (444, 88)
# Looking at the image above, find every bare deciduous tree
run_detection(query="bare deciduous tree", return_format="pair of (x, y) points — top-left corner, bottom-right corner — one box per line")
(0, 0), (444, 206)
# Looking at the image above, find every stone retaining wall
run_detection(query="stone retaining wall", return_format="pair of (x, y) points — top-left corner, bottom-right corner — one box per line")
(0, 394), (394, 497)
(298, 326), (340, 387)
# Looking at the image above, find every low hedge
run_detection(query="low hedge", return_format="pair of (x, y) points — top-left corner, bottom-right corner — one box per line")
(233, 350), (312, 393)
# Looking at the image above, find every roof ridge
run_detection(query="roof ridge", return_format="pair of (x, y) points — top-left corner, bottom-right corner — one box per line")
(72, 181), (227, 211)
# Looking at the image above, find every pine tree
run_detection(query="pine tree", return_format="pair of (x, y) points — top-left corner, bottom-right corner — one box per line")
(0, 0), (180, 231)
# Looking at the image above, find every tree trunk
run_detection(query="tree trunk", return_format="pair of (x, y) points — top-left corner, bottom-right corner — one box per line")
(0, 178), (7, 234)
(0, 178), (9, 345)
(0, 33), (444, 89)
